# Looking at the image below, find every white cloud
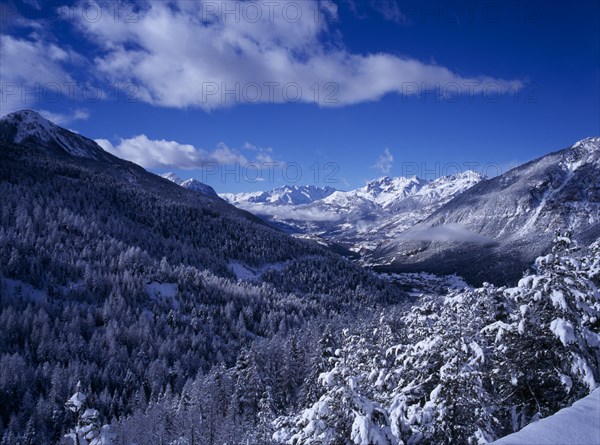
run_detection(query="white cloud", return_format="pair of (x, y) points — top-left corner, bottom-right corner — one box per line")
(372, 148), (394, 174)
(369, 0), (408, 24)
(399, 223), (492, 243)
(95, 135), (286, 170)
(241, 142), (279, 164)
(37, 108), (90, 126)
(236, 202), (341, 222)
(59, 1), (521, 111)
(0, 34), (79, 116)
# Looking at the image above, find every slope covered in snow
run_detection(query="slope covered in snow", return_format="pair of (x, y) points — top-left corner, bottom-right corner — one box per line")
(492, 388), (600, 445)
(376, 137), (600, 285)
(0, 110), (119, 163)
(273, 237), (600, 444)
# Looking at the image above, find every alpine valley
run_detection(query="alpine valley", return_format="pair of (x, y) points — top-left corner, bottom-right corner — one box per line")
(222, 138), (600, 285)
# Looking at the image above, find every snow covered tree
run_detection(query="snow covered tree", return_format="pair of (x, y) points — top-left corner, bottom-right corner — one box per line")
(233, 348), (264, 421)
(65, 383), (114, 445)
(274, 328), (397, 445)
(492, 232), (600, 431)
(255, 386), (276, 445)
(300, 325), (337, 406)
(387, 287), (499, 444)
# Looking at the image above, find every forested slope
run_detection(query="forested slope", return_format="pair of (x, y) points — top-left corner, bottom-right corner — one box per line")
(0, 113), (406, 444)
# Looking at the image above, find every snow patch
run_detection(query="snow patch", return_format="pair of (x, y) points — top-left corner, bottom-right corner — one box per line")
(549, 318), (576, 346)
(550, 290), (568, 311)
(146, 282), (178, 308)
(146, 282), (177, 299)
(228, 261), (287, 281)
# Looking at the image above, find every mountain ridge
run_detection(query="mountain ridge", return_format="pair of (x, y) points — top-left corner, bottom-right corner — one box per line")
(222, 170), (485, 253)
(161, 172), (219, 198)
(222, 184), (338, 206)
(374, 136), (600, 284)
(0, 110), (123, 164)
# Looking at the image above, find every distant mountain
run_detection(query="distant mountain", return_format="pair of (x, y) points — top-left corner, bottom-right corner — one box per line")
(161, 172), (219, 198)
(222, 184), (337, 206)
(323, 173), (480, 211)
(223, 171), (484, 253)
(375, 137), (600, 285)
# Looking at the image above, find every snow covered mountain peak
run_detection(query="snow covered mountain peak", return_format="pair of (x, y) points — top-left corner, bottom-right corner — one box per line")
(1, 110), (73, 150)
(364, 175), (424, 195)
(0, 109), (113, 161)
(223, 184), (337, 206)
(442, 170), (485, 181)
(350, 171), (483, 210)
(572, 136), (600, 151)
(423, 170), (485, 197)
(561, 136), (600, 171)
(161, 172), (184, 185)
(161, 172), (218, 198)
(0, 110), (53, 143)
(366, 175), (422, 189)
(568, 137), (600, 164)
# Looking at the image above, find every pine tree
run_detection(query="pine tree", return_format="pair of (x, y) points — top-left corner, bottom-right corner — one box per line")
(300, 325), (337, 406)
(494, 231), (600, 430)
(256, 386), (276, 445)
(387, 288), (498, 444)
(274, 328), (396, 444)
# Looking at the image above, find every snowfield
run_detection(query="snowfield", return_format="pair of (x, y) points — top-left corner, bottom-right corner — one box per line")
(492, 388), (600, 445)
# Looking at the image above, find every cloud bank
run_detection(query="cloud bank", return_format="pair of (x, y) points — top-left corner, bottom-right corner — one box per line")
(1, 0), (523, 120)
(97, 135), (253, 169)
(46, 0), (522, 111)
(233, 202), (341, 222)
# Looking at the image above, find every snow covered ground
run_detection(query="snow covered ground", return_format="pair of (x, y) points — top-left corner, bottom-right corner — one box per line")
(228, 261), (287, 281)
(145, 282), (179, 308)
(492, 388), (600, 445)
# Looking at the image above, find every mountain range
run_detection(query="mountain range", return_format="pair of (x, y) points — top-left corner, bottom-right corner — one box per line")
(2, 109), (597, 288)
(223, 138), (600, 284)
(222, 184), (337, 206)
(375, 136), (600, 284)
(221, 171), (484, 254)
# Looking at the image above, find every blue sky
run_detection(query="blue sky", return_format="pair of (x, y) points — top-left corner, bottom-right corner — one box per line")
(1, 0), (598, 193)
